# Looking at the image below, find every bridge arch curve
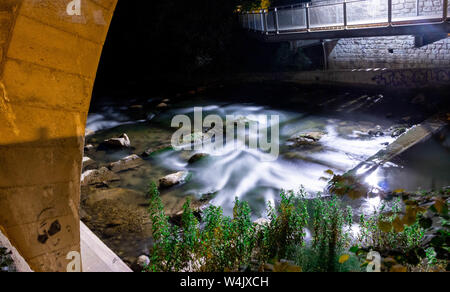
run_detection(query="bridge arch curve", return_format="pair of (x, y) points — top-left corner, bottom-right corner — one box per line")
(0, 0), (118, 271)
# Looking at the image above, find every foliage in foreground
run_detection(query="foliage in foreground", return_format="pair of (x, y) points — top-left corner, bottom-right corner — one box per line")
(145, 183), (448, 272)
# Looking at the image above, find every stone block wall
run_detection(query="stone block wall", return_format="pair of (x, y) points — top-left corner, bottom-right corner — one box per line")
(308, 0), (450, 69)
(328, 36), (450, 69)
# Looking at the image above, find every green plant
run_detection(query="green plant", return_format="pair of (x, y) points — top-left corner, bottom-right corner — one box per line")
(358, 203), (425, 251)
(425, 247), (438, 267)
(306, 196), (352, 272)
(200, 198), (255, 272)
(146, 181), (159, 198)
(145, 184), (447, 272)
(258, 189), (309, 264)
(179, 198), (200, 271)
(147, 181), (179, 272)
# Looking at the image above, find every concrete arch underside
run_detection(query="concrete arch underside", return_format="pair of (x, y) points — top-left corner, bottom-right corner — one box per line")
(0, 0), (117, 272)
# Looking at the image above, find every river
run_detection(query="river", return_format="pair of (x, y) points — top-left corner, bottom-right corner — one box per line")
(83, 83), (450, 264)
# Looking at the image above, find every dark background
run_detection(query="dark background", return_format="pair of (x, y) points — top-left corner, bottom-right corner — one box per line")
(92, 0), (321, 101)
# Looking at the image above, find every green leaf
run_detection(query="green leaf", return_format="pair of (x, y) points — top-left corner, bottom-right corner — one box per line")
(349, 246), (359, 254)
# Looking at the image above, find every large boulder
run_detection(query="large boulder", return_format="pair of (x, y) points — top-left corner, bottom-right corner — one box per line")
(100, 134), (131, 150)
(159, 171), (190, 189)
(81, 167), (120, 186)
(108, 155), (144, 173)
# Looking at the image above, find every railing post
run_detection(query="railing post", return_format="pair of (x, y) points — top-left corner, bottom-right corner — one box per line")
(260, 10), (264, 32)
(274, 7), (280, 34)
(388, 0), (392, 25)
(444, 0), (448, 20)
(254, 13), (257, 31)
(291, 5), (295, 27)
(263, 9), (269, 34)
(416, 0), (420, 16)
(245, 12), (249, 30)
(322, 40), (328, 71)
(306, 3), (310, 31)
(343, 0), (347, 29)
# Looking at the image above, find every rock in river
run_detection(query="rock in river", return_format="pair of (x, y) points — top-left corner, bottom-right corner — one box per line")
(159, 171), (190, 189)
(390, 126), (407, 138)
(82, 157), (97, 172)
(156, 103), (168, 109)
(100, 133), (131, 150)
(188, 153), (209, 164)
(84, 144), (95, 152)
(81, 167), (120, 186)
(136, 255), (150, 268)
(141, 145), (173, 157)
(85, 128), (95, 137)
(288, 131), (325, 147)
(108, 154), (144, 173)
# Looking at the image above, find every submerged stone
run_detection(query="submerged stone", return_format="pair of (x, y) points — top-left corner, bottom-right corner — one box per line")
(141, 145), (174, 157)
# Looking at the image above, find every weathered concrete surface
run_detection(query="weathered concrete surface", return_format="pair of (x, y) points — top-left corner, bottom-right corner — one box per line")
(0, 0), (117, 272)
(80, 222), (132, 272)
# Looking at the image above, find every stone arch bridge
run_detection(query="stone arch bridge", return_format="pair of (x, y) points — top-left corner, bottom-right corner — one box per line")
(0, 0), (118, 272)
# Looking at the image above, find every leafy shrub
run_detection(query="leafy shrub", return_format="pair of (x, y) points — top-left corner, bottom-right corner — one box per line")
(145, 182), (447, 272)
(257, 189), (309, 264)
(357, 201), (425, 251)
(293, 196), (353, 272)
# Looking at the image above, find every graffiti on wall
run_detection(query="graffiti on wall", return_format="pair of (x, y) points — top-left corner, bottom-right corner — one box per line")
(372, 68), (450, 87)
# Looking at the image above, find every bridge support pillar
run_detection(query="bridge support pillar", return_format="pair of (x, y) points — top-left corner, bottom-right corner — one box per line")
(0, 0), (117, 272)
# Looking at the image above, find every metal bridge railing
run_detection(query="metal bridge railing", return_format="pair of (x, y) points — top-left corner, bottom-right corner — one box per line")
(239, 0), (449, 35)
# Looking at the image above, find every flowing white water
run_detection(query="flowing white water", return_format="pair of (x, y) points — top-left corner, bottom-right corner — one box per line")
(146, 104), (396, 216)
